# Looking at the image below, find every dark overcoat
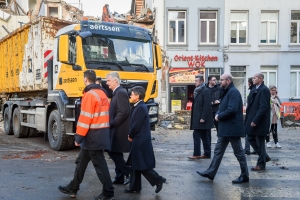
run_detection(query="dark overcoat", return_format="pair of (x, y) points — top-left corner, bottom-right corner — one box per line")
(109, 86), (131, 152)
(244, 82), (271, 136)
(217, 83), (245, 137)
(128, 101), (155, 171)
(190, 87), (213, 130)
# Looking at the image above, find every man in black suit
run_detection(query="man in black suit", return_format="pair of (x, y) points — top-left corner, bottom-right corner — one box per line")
(244, 73), (271, 171)
(188, 75), (213, 160)
(197, 74), (249, 183)
(106, 71), (131, 185)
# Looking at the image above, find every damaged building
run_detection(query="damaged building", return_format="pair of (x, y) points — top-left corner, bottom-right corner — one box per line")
(0, 0), (83, 38)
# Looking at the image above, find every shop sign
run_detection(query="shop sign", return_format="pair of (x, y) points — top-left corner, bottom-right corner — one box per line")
(173, 54), (218, 68)
(171, 100), (181, 112)
(169, 68), (205, 83)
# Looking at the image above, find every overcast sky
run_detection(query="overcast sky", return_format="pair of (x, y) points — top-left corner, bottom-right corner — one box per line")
(64, 0), (132, 17)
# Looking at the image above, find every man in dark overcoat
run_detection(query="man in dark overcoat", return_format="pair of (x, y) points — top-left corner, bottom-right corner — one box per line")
(188, 75), (213, 159)
(197, 73), (249, 183)
(125, 86), (166, 194)
(106, 71), (131, 185)
(245, 73), (271, 171)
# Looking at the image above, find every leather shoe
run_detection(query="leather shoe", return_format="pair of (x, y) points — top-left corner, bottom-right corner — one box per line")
(199, 155), (210, 159)
(250, 151), (257, 155)
(123, 176), (130, 186)
(196, 171), (214, 180)
(232, 176), (249, 184)
(155, 177), (166, 193)
(112, 179), (124, 184)
(266, 157), (271, 162)
(124, 189), (140, 193)
(244, 150), (250, 155)
(251, 166), (265, 171)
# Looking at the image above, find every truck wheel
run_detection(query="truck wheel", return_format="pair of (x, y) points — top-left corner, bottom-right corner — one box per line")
(12, 108), (29, 138)
(48, 110), (71, 151)
(3, 107), (13, 135)
(28, 128), (39, 137)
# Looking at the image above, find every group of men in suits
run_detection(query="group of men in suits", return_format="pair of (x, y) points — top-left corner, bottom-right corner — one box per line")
(190, 73), (272, 183)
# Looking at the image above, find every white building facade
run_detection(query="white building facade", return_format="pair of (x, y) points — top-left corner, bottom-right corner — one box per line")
(224, 0), (300, 103)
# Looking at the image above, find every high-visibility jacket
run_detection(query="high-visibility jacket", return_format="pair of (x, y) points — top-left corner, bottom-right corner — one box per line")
(75, 87), (111, 150)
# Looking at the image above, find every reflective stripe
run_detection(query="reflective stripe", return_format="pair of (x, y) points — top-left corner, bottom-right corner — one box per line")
(80, 111), (109, 118)
(77, 121), (89, 129)
(94, 111), (109, 117)
(80, 111), (93, 118)
(90, 122), (110, 128)
(88, 90), (100, 102)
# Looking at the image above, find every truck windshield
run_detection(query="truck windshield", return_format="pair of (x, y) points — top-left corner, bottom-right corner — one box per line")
(82, 35), (153, 72)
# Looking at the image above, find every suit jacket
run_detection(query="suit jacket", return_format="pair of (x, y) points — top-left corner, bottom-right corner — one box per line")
(109, 86), (131, 152)
(190, 87), (213, 130)
(128, 101), (155, 171)
(244, 82), (271, 136)
(217, 83), (244, 137)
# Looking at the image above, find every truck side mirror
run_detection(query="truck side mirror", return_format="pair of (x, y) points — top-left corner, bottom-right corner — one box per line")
(155, 45), (162, 69)
(58, 35), (69, 63)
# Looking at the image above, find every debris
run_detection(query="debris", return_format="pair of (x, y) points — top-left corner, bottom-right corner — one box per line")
(285, 120), (294, 126)
(280, 166), (289, 170)
(174, 124), (184, 129)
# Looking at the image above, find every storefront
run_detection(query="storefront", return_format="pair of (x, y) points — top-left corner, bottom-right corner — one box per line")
(167, 51), (223, 112)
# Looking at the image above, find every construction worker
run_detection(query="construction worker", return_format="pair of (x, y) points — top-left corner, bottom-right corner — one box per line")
(58, 70), (114, 200)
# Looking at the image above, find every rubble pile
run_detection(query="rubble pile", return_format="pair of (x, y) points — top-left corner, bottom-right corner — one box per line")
(158, 110), (191, 130)
(283, 115), (300, 127)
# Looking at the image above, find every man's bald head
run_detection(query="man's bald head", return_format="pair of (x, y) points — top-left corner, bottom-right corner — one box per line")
(253, 73), (264, 85)
(222, 73), (233, 82)
(220, 73), (233, 88)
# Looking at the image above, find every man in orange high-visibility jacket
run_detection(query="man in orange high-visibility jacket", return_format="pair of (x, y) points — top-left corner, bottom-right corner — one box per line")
(58, 70), (114, 200)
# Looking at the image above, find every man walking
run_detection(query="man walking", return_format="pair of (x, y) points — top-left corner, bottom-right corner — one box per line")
(197, 74), (249, 183)
(206, 75), (221, 141)
(106, 71), (131, 185)
(188, 75), (213, 160)
(245, 73), (271, 171)
(244, 77), (256, 155)
(58, 70), (114, 199)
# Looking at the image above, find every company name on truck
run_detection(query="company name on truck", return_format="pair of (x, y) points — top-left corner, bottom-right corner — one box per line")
(90, 25), (120, 32)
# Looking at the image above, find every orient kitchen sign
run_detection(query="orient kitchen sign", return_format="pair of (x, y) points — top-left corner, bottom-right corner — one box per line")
(174, 54), (218, 68)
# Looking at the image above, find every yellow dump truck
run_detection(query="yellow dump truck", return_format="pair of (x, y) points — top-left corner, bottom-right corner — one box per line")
(0, 17), (162, 150)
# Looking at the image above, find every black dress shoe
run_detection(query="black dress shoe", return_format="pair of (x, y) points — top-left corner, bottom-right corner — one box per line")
(266, 157), (271, 162)
(196, 171), (214, 181)
(112, 179), (124, 184)
(123, 176), (130, 186)
(155, 177), (166, 193)
(232, 176), (249, 184)
(244, 151), (250, 155)
(124, 189), (140, 193)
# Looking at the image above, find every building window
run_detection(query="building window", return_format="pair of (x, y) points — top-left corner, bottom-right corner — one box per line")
(230, 66), (246, 103)
(168, 11), (186, 44)
(290, 66), (300, 97)
(260, 11), (278, 44)
(208, 68), (221, 80)
(291, 11), (300, 44)
(230, 11), (248, 44)
(200, 11), (217, 44)
(48, 7), (59, 18)
(261, 66), (277, 87)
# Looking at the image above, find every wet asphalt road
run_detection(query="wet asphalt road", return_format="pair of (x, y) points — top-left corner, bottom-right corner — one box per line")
(0, 126), (300, 200)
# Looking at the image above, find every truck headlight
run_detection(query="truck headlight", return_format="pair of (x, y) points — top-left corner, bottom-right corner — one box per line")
(149, 106), (158, 115)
